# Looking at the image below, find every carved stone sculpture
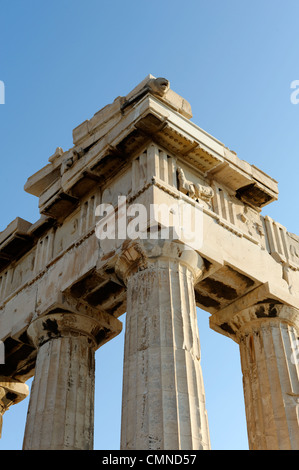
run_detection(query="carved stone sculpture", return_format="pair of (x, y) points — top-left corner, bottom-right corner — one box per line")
(147, 77), (170, 96)
(177, 167), (214, 203)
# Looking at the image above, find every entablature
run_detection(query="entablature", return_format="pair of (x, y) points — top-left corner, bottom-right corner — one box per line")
(1, 75), (298, 380)
(23, 76), (278, 223)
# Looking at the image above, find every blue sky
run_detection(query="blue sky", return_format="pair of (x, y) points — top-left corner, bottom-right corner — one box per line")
(0, 0), (299, 450)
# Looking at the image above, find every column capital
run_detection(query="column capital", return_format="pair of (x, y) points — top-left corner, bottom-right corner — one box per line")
(212, 302), (299, 342)
(114, 239), (205, 285)
(27, 311), (122, 350)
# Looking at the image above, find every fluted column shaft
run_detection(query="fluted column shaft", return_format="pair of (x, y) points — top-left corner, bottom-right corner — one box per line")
(231, 303), (299, 450)
(118, 240), (210, 450)
(23, 313), (104, 450)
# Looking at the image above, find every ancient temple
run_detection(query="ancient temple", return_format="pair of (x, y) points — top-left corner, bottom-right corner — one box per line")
(0, 75), (298, 450)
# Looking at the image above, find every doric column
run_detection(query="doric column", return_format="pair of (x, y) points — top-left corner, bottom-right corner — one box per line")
(0, 376), (29, 438)
(23, 311), (121, 450)
(217, 303), (299, 450)
(116, 239), (210, 450)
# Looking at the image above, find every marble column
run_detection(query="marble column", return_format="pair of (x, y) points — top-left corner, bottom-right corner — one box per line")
(116, 239), (210, 450)
(222, 303), (299, 450)
(0, 376), (29, 438)
(22, 312), (121, 450)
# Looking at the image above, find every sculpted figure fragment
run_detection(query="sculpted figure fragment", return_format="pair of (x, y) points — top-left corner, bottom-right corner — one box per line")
(177, 167), (214, 202)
